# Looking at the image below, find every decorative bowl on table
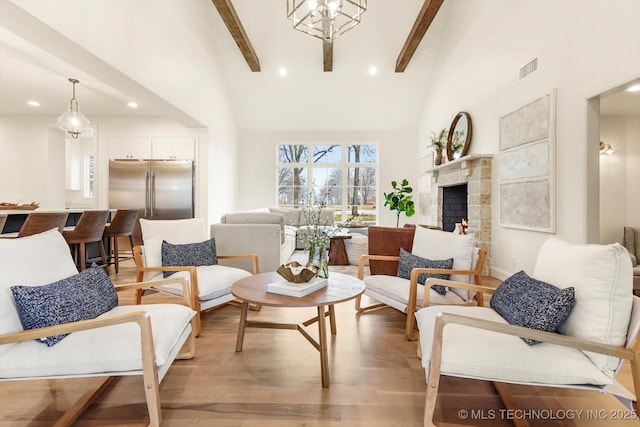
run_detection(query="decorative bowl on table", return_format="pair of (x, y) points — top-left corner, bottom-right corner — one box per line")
(0, 202), (39, 210)
(276, 261), (318, 283)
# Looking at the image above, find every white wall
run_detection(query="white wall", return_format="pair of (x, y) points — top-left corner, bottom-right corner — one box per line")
(412, 0), (640, 278)
(600, 114), (640, 244)
(0, 116), (65, 208)
(235, 129), (418, 227)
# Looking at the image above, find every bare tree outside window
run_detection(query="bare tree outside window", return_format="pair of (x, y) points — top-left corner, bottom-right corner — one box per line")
(277, 143), (377, 223)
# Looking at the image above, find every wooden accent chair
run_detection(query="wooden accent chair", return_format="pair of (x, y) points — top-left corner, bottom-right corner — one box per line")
(356, 225), (486, 340)
(134, 218), (259, 335)
(103, 209), (139, 273)
(62, 210), (109, 271)
(417, 237), (640, 427)
(0, 229), (196, 427)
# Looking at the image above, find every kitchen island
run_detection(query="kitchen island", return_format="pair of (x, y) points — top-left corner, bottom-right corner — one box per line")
(0, 209), (115, 234)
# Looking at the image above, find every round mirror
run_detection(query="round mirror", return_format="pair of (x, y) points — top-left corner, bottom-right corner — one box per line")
(446, 112), (472, 161)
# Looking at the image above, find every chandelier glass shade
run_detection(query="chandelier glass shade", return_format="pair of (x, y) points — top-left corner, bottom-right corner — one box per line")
(57, 78), (93, 139)
(286, 0), (367, 42)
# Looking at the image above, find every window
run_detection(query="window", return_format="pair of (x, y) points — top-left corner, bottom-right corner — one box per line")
(84, 154), (95, 198)
(277, 143), (377, 224)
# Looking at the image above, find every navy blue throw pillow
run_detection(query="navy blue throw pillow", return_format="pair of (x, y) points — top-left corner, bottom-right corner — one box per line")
(397, 248), (453, 295)
(490, 270), (575, 345)
(11, 265), (118, 347)
(161, 238), (218, 278)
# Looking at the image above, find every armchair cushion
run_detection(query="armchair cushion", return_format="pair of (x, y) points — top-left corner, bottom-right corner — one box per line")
(139, 218), (208, 268)
(533, 237), (633, 373)
(490, 270), (575, 345)
(10, 265), (118, 346)
(0, 229), (79, 356)
(416, 305), (612, 385)
(154, 265), (251, 301)
(397, 248), (453, 295)
(161, 238), (218, 278)
(0, 303), (194, 379)
(364, 275), (466, 310)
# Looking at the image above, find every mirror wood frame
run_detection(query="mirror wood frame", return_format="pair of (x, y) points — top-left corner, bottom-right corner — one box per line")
(446, 111), (472, 161)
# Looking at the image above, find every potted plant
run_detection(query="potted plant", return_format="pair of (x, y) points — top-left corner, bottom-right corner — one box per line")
(429, 129), (448, 166)
(383, 179), (415, 227)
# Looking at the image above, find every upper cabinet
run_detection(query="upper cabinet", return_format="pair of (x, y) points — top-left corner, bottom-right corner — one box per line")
(151, 137), (195, 160)
(107, 137), (195, 160)
(107, 137), (152, 160)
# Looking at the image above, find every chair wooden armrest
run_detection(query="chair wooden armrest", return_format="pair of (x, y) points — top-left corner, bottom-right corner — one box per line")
(218, 253), (259, 274)
(358, 254), (399, 279)
(0, 310), (151, 346)
(116, 276), (192, 309)
(424, 311), (640, 427)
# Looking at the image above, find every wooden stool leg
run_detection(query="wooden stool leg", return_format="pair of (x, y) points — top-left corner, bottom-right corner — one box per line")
(112, 238), (119, 273)
(99, 241), (108, 270)
(79, 243), (86, 272)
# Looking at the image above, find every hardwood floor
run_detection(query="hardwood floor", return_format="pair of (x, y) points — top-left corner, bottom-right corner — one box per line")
(0, 260), (637, 426)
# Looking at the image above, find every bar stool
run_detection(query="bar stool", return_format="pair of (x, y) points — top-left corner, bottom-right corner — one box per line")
(63, 210), (109, 271)
(103, 209), (139, 273)
(16, 212), (69, 237)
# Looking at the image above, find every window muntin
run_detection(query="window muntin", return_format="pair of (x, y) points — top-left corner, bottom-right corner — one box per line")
(277, 144), (377, 224)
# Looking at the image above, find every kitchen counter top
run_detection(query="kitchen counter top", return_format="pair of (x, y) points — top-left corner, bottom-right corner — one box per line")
(0, 208), (116, 215)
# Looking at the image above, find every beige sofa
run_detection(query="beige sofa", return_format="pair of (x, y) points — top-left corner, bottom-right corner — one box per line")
(623, 226), (640, 292)
(210, 208), (335, 273)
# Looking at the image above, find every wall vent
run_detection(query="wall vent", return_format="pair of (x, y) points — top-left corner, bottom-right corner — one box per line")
(519, 57), (538, 80)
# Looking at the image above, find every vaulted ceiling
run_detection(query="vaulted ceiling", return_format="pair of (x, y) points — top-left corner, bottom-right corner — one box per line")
(0, 0), (637, 133)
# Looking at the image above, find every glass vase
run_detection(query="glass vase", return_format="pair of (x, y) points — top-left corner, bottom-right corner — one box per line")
(308, 241), (329, 279)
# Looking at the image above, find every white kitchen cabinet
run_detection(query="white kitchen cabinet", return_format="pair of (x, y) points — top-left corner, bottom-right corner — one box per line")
(151, 137), (195, 160)
(107, 137), (152, 159)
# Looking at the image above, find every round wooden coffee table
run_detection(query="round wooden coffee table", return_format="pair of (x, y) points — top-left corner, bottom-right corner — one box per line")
(231, 271), (365, 388)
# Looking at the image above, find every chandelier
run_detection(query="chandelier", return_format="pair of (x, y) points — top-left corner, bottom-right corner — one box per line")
(57, 78), (93, 139)
(286, 0), (367, 42)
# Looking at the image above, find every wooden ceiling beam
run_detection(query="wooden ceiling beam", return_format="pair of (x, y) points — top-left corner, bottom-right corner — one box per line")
(211, 0), (260, 72)
(323, 40), (333, 72)
(395, 0), (444, 73)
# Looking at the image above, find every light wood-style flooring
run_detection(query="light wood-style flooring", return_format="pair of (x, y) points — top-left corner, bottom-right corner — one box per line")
(0, 259), (637, 426)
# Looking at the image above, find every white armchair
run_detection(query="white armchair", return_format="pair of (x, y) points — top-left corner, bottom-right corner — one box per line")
(134, 218), (258, 335)
(0, 229), (196, 426)
(417, 237), (639, 426)
(356, 226), (486, 340)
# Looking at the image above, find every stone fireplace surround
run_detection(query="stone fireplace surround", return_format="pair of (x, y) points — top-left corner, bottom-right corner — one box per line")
(420, 154), (493, 275)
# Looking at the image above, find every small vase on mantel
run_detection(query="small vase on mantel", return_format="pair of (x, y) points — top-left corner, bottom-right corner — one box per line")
(434, 148), (444, 166)
(308, 242), (329, 279)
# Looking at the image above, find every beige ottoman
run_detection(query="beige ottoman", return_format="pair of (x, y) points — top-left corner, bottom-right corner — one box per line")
(346, 234), (369, 266)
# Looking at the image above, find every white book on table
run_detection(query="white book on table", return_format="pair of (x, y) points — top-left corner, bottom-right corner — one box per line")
(266, 277), (328, 297)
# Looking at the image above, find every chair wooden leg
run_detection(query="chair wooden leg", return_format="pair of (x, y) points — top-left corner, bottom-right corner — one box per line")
(79, 243), (86, 272)
(98, 241), (108, 269)
(354, 294), (387, 313)
(424, 315), (446, 427)
(113, 237), (120, 273)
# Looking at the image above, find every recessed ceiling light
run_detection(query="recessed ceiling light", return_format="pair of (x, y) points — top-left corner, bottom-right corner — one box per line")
(27, 100), (40, 107)
(127, 102), (139, 108)
(278, 67), (288, 77)
(627, 84), (640, 93)
(368, 66), (378, 76)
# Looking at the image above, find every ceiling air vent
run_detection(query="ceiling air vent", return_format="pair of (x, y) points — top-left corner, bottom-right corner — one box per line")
(519, 57), (538, 80)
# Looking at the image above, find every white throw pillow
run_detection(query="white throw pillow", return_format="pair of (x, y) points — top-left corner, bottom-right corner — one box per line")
(411, 227), (476, 283)
(532, 236), (633, 374)
(140, 218), (208, 268)
(0, 229), (78, 355)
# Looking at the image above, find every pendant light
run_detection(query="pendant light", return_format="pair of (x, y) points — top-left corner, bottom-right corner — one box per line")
(57, 78), (93, 139)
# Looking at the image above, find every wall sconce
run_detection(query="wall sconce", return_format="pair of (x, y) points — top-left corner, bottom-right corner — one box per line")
(599, 141), (614, 155)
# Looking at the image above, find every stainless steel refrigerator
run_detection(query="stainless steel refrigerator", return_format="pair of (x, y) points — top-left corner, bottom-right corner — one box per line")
(108, 159), (194, 221)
